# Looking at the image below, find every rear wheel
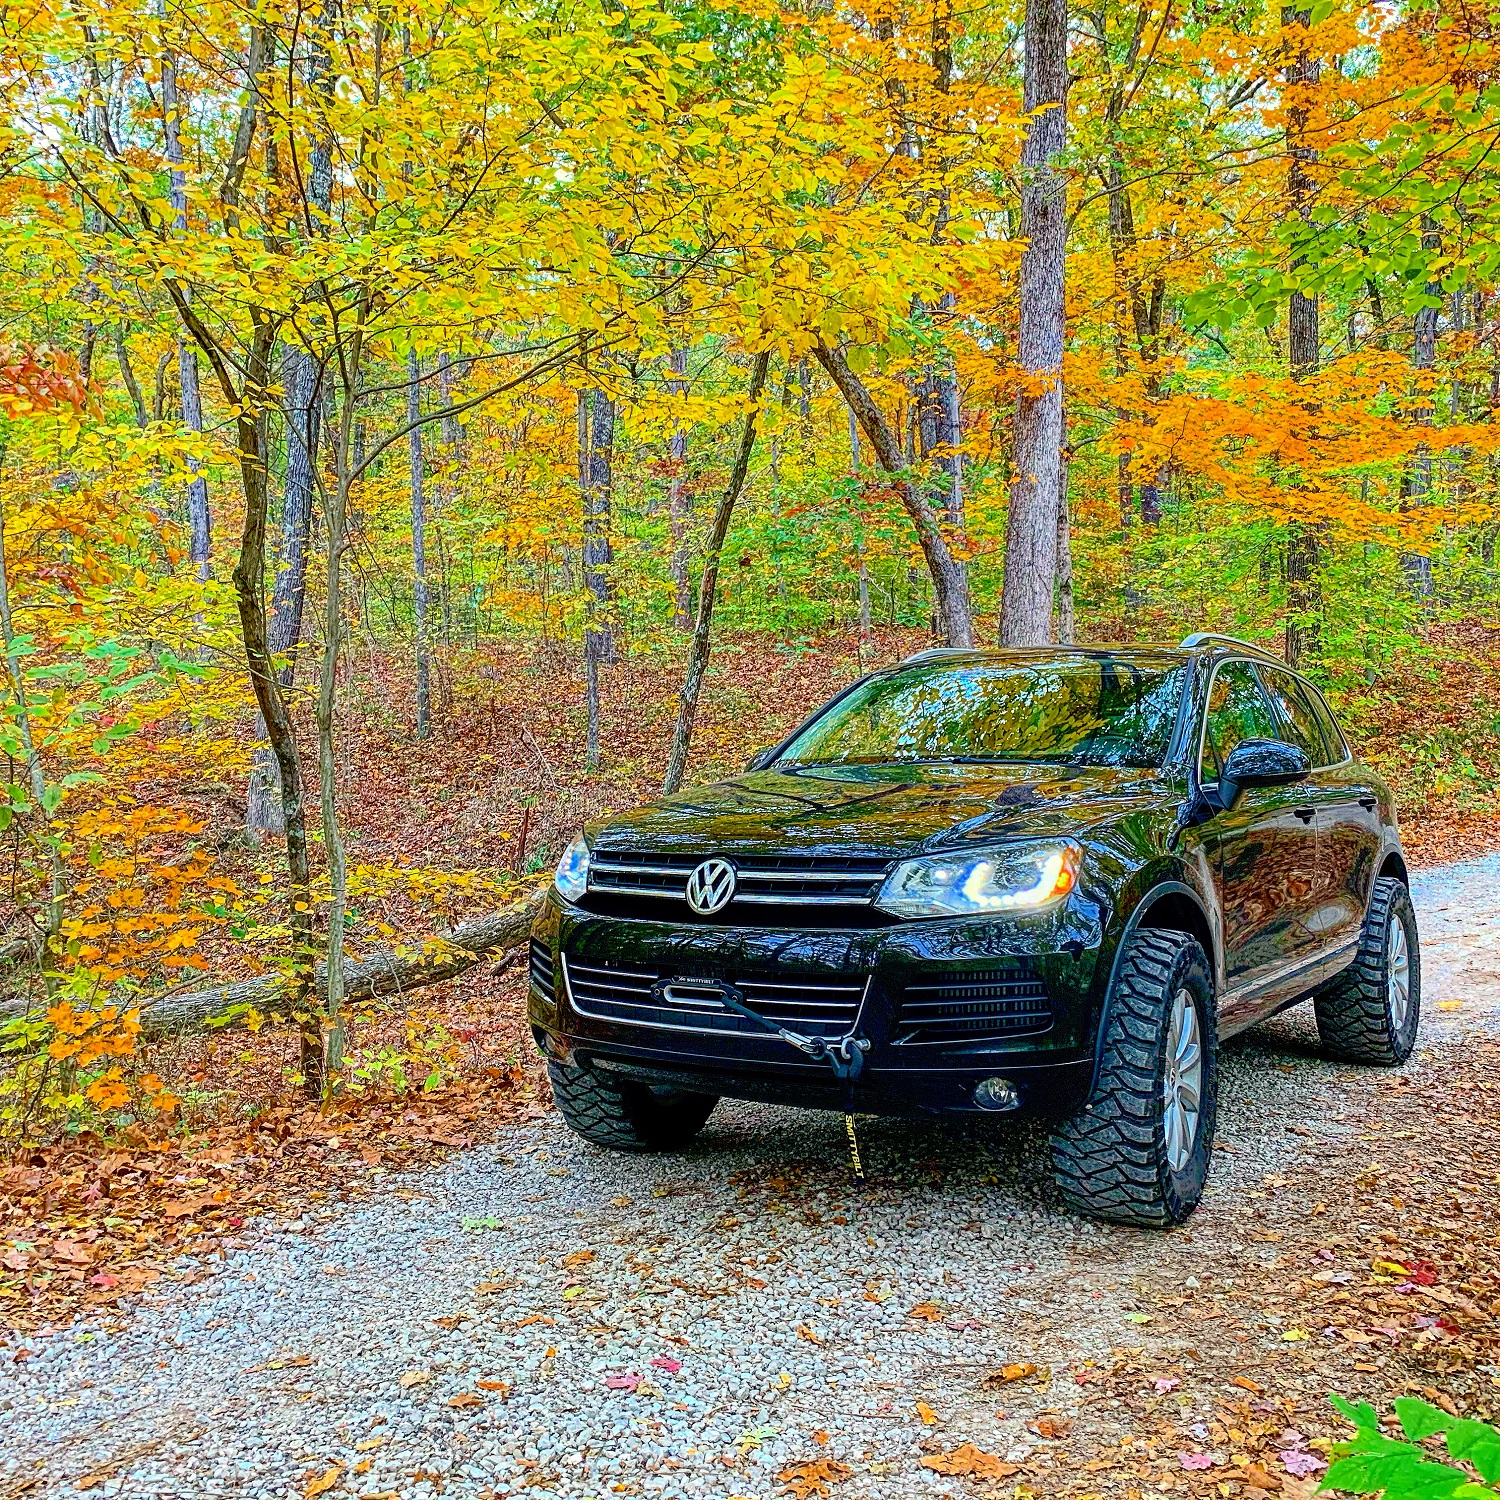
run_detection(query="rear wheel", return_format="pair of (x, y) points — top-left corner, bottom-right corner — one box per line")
(1051, 929), (1218, 1228)
(548, 1060), (718, 1152)
(1313, 876), (1420, 1064)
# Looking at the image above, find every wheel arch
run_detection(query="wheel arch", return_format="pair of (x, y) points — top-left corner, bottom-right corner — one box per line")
(1378, 847), (1409, 886)
(1088, 880), (1219, 1097)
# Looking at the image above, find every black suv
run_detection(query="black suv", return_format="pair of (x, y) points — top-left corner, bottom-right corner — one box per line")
(528, 635), (1418, 1226)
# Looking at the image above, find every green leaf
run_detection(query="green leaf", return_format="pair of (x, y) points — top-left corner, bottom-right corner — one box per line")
(1396, 1398), (1455, 1442)
(1445, 1421), (1500, 1484)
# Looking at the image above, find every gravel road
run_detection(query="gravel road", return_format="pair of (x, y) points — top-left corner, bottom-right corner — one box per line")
(3, 851), (1497, 1500)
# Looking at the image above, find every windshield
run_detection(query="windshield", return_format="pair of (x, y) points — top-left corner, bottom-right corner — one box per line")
(779, 658), (1188, 770)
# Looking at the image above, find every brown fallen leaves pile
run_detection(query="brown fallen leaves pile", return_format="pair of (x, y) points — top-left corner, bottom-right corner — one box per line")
(0, 1069), (535, 1329)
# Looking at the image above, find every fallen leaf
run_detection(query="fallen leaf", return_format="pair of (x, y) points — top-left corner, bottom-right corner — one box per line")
(303, 1466), (342, 1497)
(354, 1436), (386, 1452)
(1231, 1374), (1264, 1393)
(604, 1373), (642, 1390)
(1029, 1416), (1071, 1439)
(778, 1458), (854, 1498)
(1243, 1463), (1279, 1490)
(921, 1444), (1020, 1479)
(1281, 1451), (1328, 1477)
(796, 1324), (822, 1344)
(1125, 1311), (1154, 1324)
(982, 1363), (1038, 1387)
(433, 1315), (468, 1330)
(915, 1400), (940, 1425)
(447, 1392), (484, 1409)
(906, 1302), (943, 1322)
(1282, 1328), (1310, 1341)
(563, 1249), (597, 1268)
(477, 1380), (510, 1394)
(650, 1356), (681, 1374)
(812, 1430), (830, 1445)
(515, 1314), (555, 1328)
(399, 1369), (431, 1388)
(1180, 1453), (1214, 1471)
(474, 1280), (514, 1294)
(1154, 1377), (1181, 1393)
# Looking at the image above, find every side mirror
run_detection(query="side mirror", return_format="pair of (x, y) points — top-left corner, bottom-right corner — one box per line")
(1218, 738), (1310, 806)
(745, 745), (778, 771)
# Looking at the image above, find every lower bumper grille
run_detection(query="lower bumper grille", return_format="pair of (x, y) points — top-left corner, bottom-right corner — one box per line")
(895, 964), (1051, 1043)
(563, 956), (866, 1040)
(529, 939), (556, 1001)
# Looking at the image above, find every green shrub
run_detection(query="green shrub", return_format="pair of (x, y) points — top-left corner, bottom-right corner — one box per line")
(1326, 1396), (1500, 1499)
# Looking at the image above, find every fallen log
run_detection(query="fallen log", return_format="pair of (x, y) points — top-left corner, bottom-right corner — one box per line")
(0, 886), (547, 1038)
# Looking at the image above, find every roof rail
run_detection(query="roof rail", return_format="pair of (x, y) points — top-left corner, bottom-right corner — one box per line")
(901, 647), (976, 665)
(1178, 631), (1283, 659)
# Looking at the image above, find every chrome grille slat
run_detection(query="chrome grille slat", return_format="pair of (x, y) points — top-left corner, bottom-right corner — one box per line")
(586, 849), (891, 910)
(563, 955), (866, 1041)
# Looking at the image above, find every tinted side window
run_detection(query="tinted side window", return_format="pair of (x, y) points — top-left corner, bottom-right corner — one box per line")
(1258, 669), (1326, 764)
(1300, 683), (1348, 765)
(1201, 662), (1279, 781)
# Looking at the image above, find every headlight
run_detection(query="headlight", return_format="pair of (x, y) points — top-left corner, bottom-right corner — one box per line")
(554, 835), (590, 902)
(875, 840), (1079, 919)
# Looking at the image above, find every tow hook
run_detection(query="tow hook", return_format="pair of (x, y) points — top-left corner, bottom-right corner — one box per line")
(651, 976), (873, 1082)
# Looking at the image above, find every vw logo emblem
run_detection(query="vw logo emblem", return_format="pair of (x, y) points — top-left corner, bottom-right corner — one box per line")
(685, 857), (736, 915)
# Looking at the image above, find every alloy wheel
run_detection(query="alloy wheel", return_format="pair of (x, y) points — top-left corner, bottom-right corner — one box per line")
(1162, 988), (1203, 1174)
(1388, 915), (1412, 1033)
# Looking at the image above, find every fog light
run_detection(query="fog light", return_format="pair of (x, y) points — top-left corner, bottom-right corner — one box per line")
(973, 1076), (1022, 1113)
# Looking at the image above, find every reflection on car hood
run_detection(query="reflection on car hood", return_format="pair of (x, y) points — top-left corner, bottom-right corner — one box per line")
(591, 762), (1170, 861)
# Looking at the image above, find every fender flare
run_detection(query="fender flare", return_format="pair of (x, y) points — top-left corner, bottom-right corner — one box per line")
(1086, 880), (1219, 1100)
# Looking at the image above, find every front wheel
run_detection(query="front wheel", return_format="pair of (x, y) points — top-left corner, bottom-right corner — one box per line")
(548, 1060), (718, 1152)
(1050, 929), (1218, 1228)
(1313, 876), (1420, 1064)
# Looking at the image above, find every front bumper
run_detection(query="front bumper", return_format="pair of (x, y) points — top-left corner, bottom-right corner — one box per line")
(527, 889), (1110, 1118)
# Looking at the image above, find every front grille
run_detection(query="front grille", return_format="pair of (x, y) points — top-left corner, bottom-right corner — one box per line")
(529, 938), (556, 1001)
(588, 849), (891, 908)
(894, 963), (1051, 1044)
(563, 955), (866, 1040)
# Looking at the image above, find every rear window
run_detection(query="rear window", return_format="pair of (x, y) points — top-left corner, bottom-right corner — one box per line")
(779, 658), (1189, 770)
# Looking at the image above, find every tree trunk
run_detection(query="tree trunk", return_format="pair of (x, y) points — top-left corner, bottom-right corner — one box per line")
(813, 344), (974, 647)
(1054, 420), (1074, 644)
(581, 382), (615, 770)
(0, 891), (546, 1036)
(1400, 216), (1441, 598)
(113, 327), (148, 428)
(1000, 0), (1068, 645)
(666, 346), (692, 632)
(0, 487), (65, 966)
(161, 50), (210, 582)
(1284, 4), (1322, 666)
(662, 351), (772, 795)
(409, 348), (431, 739)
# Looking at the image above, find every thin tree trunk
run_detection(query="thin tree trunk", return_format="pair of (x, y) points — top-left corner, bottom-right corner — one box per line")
(408, 348), (431, 739)
(0, 482), (65, 970)
(1054, 421), (1075, 644)
(667, 346), (692, 632)
(1400, 216), (1441, 598)
(316, 326), (364, 1092)
(1284, 3), (1322, 666)
(113, 327), (148, 428)
(161, 49), (210, 581)
(662, 351), (772, 794)
(1001, 0), (1068, 645)
(850, 407), (871, 663)
(581, 380), (615, 770)
(814, 344), (974, 647)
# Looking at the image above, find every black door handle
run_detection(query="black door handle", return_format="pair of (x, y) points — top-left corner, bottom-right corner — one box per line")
(1358, 796), (1377, 811)
(1294, 807), (1315, 824)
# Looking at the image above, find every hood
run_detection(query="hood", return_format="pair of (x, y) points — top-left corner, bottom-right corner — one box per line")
(592, 762), (1172, 862)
